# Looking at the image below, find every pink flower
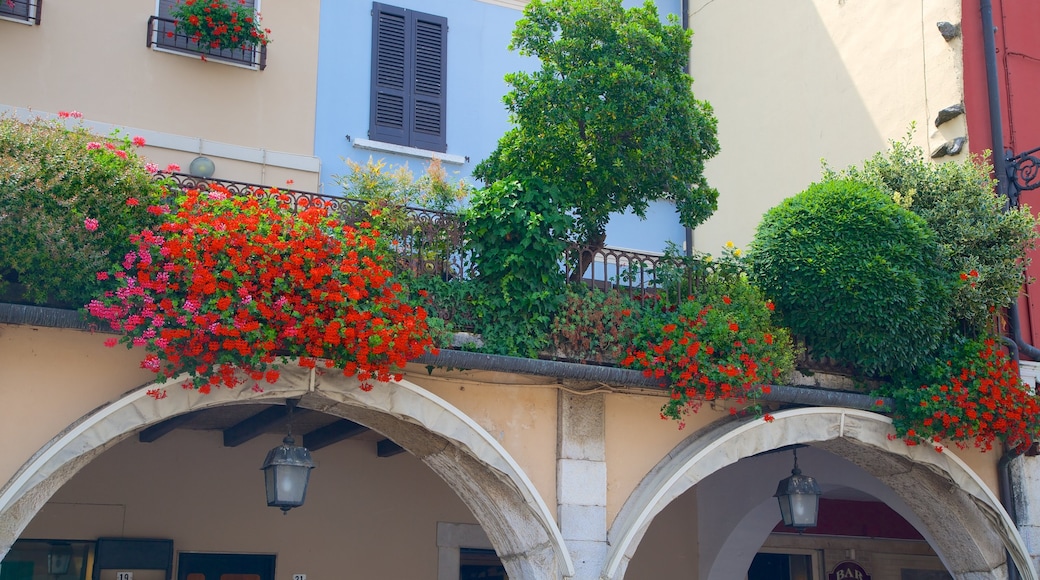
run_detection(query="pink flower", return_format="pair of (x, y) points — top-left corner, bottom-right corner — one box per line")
(145, 163), (159, 174)
(69, 111), (83, 119)
(105, 142), (117, 150)
(166, 163), (181, 172)
(114, 150), (128, 160)
(58, 111), (70, 119)
(84, 217), (99, 232)
(132, 136), (146, 147)
(96, 271), (109, 281)
(104, 337), (118, 348)
(87, 142), (102, 150)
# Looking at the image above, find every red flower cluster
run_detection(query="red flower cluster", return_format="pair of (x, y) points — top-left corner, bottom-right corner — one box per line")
(621, 287), (794, 428)
(88, 186), (434, 393)
(891, 337), (1040, 452)
(171, 0), (271, 52)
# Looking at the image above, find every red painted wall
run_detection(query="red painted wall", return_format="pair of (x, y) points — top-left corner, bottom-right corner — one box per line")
(963, 0), (1040, 347)
(772, 499), (925, 540)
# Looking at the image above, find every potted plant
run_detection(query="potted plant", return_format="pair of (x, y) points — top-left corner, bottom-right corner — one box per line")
(170, 0), (271, 52)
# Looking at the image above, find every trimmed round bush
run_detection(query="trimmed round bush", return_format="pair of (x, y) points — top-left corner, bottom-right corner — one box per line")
(749, 178), (953, 376)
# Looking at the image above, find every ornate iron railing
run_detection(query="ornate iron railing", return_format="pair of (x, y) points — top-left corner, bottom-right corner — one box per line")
(147, 15), (267, 70)
(0, 0), (41, 24)
(160, 173), (681, 296)
(162, 173), (471, 280)
(1006, 145), (1040, 208)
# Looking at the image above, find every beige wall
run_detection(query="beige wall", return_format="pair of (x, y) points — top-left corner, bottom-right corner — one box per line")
(689, 0), (964, 251)
(0, 325), (155, 486)
(0, 0), (320, 188)
(21, 429), (480, 580)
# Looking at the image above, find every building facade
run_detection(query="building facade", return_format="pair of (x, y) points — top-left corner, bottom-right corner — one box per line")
(2, 1), (1039, 579)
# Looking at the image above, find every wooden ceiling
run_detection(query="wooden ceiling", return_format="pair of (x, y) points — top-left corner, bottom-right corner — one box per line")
(138, 401), (404, 457)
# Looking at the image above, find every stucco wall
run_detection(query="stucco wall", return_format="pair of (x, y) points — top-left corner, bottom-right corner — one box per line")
(20, 428), (479, 580)
(0, 325), (154, 487)
(689, 0), (964, 251)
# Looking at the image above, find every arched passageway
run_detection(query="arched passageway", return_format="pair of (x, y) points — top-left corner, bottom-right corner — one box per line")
(0, 366), (573, 580)
(606, 407), (1035, 580)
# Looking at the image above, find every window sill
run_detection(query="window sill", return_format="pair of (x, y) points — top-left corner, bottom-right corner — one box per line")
(0, 14), (37, 25)
(352, 138), (466, 166)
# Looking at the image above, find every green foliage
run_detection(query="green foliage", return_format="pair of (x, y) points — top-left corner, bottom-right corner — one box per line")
(0, 115), (166, 307)
(464, 177), (573, 356)
(473, 0), (719, 245)
(650, 241), (747, 305)
(749, 178), (953, 376)
(335, 157), (468, 231)
(826, 135), (1038, 334)
(551, 284), (640, 363)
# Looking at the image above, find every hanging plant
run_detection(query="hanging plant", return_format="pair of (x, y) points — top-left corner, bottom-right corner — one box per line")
(887, 336), (1040, 453)
(170, 0), (271, 52)
(87, 186), (435, 394)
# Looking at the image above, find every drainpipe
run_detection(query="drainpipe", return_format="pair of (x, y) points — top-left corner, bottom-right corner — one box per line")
(682, 0), (695, 257)
(981, 4), (1028, 577)
(414, 349), (892, 411)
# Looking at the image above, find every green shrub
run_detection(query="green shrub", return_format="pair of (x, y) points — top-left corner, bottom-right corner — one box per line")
(749, 178), (953, 376)
(826, 136), (1038, 334)
(0, 115), (166, 307)
(464, 176), (572, 357)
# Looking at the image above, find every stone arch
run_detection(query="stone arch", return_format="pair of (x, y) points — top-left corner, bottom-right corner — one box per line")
(0, 365), (574, 580)
(604, 407), (1035, 580)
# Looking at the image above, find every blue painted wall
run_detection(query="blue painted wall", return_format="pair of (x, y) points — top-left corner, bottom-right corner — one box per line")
(314, 0), (691, 254)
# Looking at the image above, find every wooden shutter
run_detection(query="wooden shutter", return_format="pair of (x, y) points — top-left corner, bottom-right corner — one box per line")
(370, 3), (447, 152)
(409, 12), (447, 152)
(370, 3), (410, 146)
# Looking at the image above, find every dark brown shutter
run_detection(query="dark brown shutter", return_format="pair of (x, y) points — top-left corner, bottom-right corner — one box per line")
(370, 3), (447, 152)
(410, 12), (447, 152)
(370, 3), (409, 146)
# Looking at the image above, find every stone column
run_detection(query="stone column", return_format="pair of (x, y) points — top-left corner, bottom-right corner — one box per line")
(1010, 454), (1040, 574)
(557, 391), (608, 579)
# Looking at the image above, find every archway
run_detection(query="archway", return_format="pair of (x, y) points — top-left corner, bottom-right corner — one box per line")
(604, 407), (1034, 580)
(0, 365), (573, 579)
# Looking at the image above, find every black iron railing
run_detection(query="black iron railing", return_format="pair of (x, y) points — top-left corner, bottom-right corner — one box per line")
(0, 0), (41, 24)
(1006, 145), (1040, 208)
(161, 173), (678, 295)
(147, 15), (267, 70)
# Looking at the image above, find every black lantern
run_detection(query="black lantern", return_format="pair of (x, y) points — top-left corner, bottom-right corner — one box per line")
(47, 542), (73, 576)
(774, 448), (822, 529)
(261, 402), (315, 513)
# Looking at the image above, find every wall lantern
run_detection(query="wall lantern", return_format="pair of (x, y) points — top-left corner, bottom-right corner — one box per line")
(261, 401), (315, 514)
(773, 447), (822, 530)
(47, 542), (73, 576)
(188, 156), (216, 178)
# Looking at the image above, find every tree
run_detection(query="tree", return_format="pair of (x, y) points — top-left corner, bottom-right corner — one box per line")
(474, 0), (719, 249)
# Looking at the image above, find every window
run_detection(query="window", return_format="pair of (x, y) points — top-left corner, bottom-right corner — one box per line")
(0, 0), (41, 24)
(369, 3), (448, 153)
(147, 0), (267, 69)
(177, 553), (275, 580)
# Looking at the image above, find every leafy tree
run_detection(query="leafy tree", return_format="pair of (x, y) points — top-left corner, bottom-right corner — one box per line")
(474, 0), (719, 250)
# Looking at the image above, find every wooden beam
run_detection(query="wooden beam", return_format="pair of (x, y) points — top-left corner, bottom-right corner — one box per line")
(139, 413), (197, 443)
(302, 419), (369, 451)
(223, 403), (311, 447)
(376, 439), (405, 457)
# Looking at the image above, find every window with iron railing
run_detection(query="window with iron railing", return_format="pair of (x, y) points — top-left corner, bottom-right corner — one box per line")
(0, 0), (41, 25)
(146, 0), (266, 70)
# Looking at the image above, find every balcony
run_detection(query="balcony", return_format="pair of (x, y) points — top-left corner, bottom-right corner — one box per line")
(162, 173), (672, 297)
(147, 15), (267, 70)
(0, 0), (41, 25)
